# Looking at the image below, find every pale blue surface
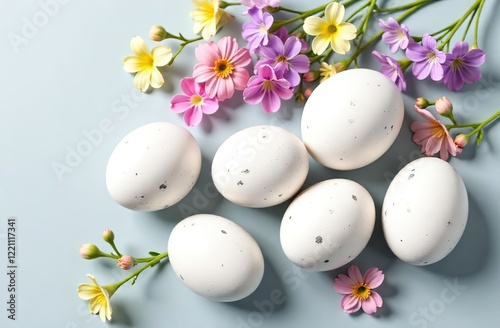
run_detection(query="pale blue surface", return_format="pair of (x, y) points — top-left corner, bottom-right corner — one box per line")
(1, 1), (500, 327)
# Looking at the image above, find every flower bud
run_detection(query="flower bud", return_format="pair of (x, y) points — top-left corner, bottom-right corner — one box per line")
(435, 96), (453, 115)
(117, 255), (136, 270)
(149, 25), (168, 41)
(303, 70), (319, 82)
(295, 91), (306, 103)
(303, 87), (313, 99)
(454, 134), (468, 148)
(102, 229), (115, 243)
(415, 97), (430, 109)
(80, 244), (103, 260)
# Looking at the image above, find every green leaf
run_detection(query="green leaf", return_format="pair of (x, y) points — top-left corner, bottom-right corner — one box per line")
(131, 275), (138, 285)
(476, 129), (484, 146)
(149, 251), (160, 257)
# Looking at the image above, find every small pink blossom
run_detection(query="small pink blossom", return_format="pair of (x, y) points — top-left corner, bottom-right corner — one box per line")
(192, 36), (251, 101)
(171, 77), (219, 126)
(434, 96), (453, 116)
(410, 105), (462, 160)
(117, 255), (136, 270)
(334, 265), (384, 314)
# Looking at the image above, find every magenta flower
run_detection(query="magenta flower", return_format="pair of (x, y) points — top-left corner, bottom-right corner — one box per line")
(242, 6), (274, 52)
(442, 41), (486, 91)
(372, 50), (407, 91)
(193, 36), (252, 101)
(410, 105), (462, 160)
(405, 33), (446, 81)
(334, 265), (384, 315)
(170, 77), (219, 126)
(379, 17), (411, 53)
(243, 64), (293, 113)
(255, 35), (310, 87)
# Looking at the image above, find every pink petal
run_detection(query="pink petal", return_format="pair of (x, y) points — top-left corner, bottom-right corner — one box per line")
(195, 42), (220, 66)
(334, 277), (353, 294)
(364, 268), (384, 288)
(336, 273), (356, 287)
(193, 64), (216, 83)
(371, 291), (383, 307)
(203, 76), (219, 99)
(201, 98), (219, 115)
(347, 265), (363, 284)
(183, 107), (203, 126)
(341, 294), (361, 313)
(361, 297), (378, 314)
(262, 90), (281, 113)
(217, 78), (235, 101)
(179, 77), (197, 96)
(232, 68), (250, 90)
(243, 83), (265, 104)
(424, 134), (443, 156)
(219, 36), (236, 60)
(413, 105), (438, 122)
(170, 95), (192, 113)
(231, 47), (252, 67)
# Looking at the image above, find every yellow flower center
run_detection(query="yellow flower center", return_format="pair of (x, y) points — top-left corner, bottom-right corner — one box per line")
(352, 283), (371, 300)
(450, 57), (465, 70)
(259, 23), (268, 34)
(328, 24), (338, 34)
(262, 80), (274, 91)
(214, 58), (233, 78)
(430, 120), (447, 138)
(190, 94), (204, 106)
(276, 55), (288, 63)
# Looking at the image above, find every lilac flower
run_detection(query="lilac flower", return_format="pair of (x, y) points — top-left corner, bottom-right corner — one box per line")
(243, 64), (293, 113)
(241, 0), (280, 13)
(255, 35), (310, 87)
(405, 33), (446, 81)
(442, 41), (486, 91)
(379, 17), (411, 53)
(274, 27), (308, 52)
(372, 51), (407, 91)
(242, 6), (274, 52)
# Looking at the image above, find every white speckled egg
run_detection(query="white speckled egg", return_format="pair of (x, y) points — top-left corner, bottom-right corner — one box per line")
(280, 179), (375, 271)
(301, 68), (404, 170)
(211, 125), (309, 208)
(168, 214), (265, 302)
(382, 157), (468, 265)
(106, 122), (201, 211)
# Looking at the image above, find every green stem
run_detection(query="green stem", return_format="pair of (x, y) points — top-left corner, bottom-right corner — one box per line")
(461, 7), (477, 42)
(169, 36), (203, 65)
(465, 110), (500, 136)
(113, 252), (169, 289)
(345, 1), (370, 23)
(108, 241), (122, 257)
(438, 0), (482, 50)
(270, 3), (329, 32)
(375, 0), (433, 12)
(447, 123), (479, 130)
(474, 0), (486, 46)
(277, 6), (304, 15)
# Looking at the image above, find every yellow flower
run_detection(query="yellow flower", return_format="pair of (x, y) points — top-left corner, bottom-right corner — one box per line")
(190, 0), (233, 40)
(123, 36), (172, 92)
(319, 61), (345, 83)
(77, 274), (118, 322)
(303, 2), (357, 55)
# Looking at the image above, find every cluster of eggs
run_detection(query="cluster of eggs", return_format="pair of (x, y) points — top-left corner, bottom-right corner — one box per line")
(105, 69), (468, 302)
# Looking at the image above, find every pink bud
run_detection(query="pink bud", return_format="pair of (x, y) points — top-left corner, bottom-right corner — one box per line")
(79, 244), (103, 260)
(149, 25), (168, 41)
(117, 255), (136, 270)
(435, 96), (453, 115)
(303, 87), (313, 99)
(102, 229), (115, 243)
(454, 134), (468, 148)
(303, 71), (319, 82)
(415, 97), (430, 109)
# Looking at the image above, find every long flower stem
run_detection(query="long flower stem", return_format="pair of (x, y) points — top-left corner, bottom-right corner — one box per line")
(466, 111), (500, 136)
(474, 0), (486, 46)
(113, 252), (169, 289)
(438, 0), (483, 50)
(169, 36), (203, 65)
(375, 0), (433, 12)
(270, 3), (329, 32)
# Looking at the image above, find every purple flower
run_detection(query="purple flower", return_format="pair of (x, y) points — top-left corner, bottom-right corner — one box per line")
(241, 0), (280, 12)
(442, 41), (486, 91)
(274, 27), (308, 52)
(372, 51), (407, 91)
(243, 64), (293, 113)
(405, 33), (446, 81)
(255, 35), (310, 87)
(379, 17), (411, 53)
(242, 6), (274, 52)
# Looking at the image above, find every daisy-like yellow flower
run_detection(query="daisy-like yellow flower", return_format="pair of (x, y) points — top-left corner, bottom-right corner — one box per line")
(123, 36), (172, 92)
(190, 0), (233, 40)
(77, 274), (118, 322)
(319, 61), (345, 83)
(303, 2), (357, 55)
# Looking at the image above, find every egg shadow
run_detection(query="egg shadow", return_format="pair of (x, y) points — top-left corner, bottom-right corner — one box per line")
(226, 256), (287, 313)
(423, 193), (490, 277)
(151, 154), (223, 222)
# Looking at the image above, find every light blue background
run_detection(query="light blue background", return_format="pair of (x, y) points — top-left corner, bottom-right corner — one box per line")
(1, 0), (499, 327)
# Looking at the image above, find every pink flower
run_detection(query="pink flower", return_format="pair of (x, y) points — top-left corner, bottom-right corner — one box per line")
(410, 105), (462, 160)
(243, 64), (293, 113)
(192, 36), (252, 101)
(171, 77), (219, 126)
(116, 255), (136, 270)
(334, 265), (384, 315)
